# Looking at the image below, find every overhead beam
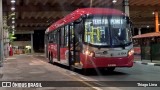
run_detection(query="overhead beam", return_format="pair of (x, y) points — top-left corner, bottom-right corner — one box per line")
(15, 26), (47, 31)
(3, 4), (78, 12)
(133, 21), (154, 27)
(130, 5), (160, 11)
(8, 18), (55, 24)
(134, 25), (155, 28)
(131, 17), (155, 22)
(15, 31), (34, 34)
(10, 17), (156, 24)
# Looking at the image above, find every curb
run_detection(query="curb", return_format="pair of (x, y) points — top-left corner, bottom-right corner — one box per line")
(134, 61), (160, 66)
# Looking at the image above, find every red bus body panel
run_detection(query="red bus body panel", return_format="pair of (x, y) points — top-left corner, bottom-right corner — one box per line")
(60, 48), (68, 60)
(80, 54), (134, 68)
(46, 8), (125, 33)
(48, 44), (57, 58)
(48, 44), (68, 60)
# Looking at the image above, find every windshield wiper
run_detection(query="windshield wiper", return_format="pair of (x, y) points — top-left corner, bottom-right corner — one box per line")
(114, 36), (126, 49)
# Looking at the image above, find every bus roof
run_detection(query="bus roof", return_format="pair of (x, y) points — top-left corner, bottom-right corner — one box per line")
(46, 8), (125, 33)
(133, 32), (160, 39)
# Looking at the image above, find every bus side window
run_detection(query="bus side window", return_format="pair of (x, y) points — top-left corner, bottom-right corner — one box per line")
(60, 27), (65, 47)
(48, 31), (58, 44)
(48, 32), (54, 43)
(64, 25), (69, 47)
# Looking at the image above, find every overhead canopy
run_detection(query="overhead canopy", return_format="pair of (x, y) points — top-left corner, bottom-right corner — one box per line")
(133, 32), (160, 39)
(3, 0), (160, 31)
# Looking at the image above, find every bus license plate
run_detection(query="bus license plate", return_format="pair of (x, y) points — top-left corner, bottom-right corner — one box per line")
(108, 64), (116, 67)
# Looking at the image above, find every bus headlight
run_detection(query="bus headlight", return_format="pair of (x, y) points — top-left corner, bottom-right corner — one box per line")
(128, 49), (134, 56)
(85, 50), (90, 55)
(84, 50), (95, 57)
(90, 51), (95, 57)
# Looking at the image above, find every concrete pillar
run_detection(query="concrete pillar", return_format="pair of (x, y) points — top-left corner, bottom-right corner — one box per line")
(3, 16), (9, 58)
(123, 0), (129, 16)
(31, 33), (34, 53)
(154, 11), (159, 32)
(90, 0), (93, 7)
(138, 28), (141, 35)
(0, 0), (4, 67)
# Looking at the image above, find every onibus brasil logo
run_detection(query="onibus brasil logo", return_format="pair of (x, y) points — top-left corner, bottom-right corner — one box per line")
(1, 82), (42, 88)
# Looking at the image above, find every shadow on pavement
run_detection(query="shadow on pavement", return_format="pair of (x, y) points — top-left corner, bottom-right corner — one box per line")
(49, 62), (128, 76)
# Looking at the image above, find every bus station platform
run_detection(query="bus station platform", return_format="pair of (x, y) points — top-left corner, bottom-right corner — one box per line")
(134, 55), (160, 66)
(0, 54), (98, 90)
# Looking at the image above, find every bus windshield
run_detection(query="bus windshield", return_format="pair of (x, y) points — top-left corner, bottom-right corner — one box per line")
(84, 15), (132, 46)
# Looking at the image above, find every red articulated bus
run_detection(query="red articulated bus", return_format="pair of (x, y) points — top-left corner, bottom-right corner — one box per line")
(45, 8), (134, 72)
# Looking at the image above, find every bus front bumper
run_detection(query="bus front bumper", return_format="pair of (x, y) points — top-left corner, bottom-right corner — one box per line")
(80, 54), (134, 69)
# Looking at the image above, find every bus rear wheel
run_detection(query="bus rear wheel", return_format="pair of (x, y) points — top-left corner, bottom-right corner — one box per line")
(107, 67), (115, 72)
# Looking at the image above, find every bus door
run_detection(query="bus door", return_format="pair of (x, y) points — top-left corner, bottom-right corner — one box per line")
(68, 24), (78, 66)
(69, 23), (81, 67)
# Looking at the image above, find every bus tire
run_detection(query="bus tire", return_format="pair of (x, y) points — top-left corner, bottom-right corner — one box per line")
(107, 67), (115, 72)
(69, 65), (75, 71)
(81, 68), (89, 75)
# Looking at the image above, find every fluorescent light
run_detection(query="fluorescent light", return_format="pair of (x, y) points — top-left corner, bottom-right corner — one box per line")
(12, 25), (15, 29)
(11, 0), (16, 3)
(12, 30), (15, 35)
(11, 7), (15, 11)
(112, 0), (117, 3)
(12, 17), (15, 20)
(12, 21), (15, 24)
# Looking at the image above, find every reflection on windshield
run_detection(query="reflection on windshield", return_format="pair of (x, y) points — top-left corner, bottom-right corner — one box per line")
(111, 28), (131, 45)
(110, 16), (132, 45)
(84, 16), (132, 46)
(84, 18), (110, 45)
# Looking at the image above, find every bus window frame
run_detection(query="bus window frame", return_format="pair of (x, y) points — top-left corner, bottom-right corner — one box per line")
(60, 27), (65, 47)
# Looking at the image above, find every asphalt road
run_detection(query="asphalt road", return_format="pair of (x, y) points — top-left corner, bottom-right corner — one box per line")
(35, 54), (160, 90)
(0, 54), (160, 90)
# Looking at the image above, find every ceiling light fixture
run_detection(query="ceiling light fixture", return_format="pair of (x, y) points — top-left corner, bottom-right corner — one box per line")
(12, 21), (15, 24)
(12, 30), (15, 35)
(12, 25), (15, 29)
(11, 0), (16, 3)
(12, 17), (15, 20)
(112, 0), (117, 3)
(11, 7), (15, 11)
